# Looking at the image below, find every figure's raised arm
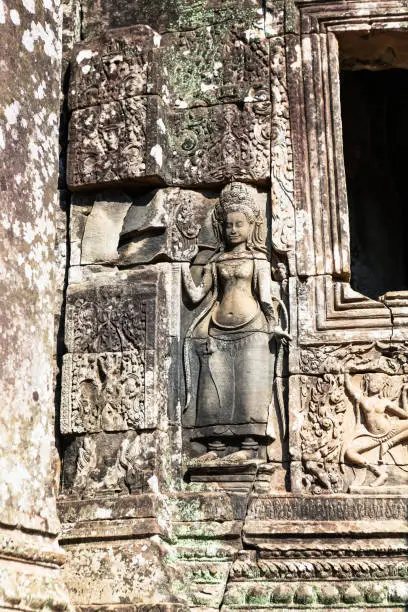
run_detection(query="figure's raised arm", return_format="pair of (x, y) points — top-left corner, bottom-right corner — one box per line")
(402, 383), (408, 413)
(344, 372), (361, 403)
(181, 262), (213, 304)
(385, 400), (408, 420)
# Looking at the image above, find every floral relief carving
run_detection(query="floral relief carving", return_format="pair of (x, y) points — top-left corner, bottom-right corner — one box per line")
(67, 289), (153, 353)
(270, 37), (295, 255)
(170, 102), (271, 185)
(300, 374), (347, 494)
(65, 351), (145, 434)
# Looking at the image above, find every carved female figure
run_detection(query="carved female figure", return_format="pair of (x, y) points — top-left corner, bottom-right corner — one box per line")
(344, 372), (408, 486)
(182, 182), (288, 460)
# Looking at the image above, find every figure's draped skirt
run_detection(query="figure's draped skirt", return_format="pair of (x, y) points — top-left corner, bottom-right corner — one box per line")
(194, 310), (274, 439)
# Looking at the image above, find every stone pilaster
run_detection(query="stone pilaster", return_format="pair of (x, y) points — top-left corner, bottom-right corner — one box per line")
(0, 1), (71, 609)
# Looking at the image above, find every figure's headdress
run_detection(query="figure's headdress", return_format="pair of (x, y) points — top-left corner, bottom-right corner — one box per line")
(212, 182), (266, 250)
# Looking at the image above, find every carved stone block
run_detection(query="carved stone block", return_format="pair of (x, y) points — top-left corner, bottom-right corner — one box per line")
(61, 430), (161, 497)
(67, 98), (271, 188)
(169, 491), (237, 522)
(244, 494), (408, 538)
(222, 579), (408, 609)
(61, 350), (153, 434)
(65, 277), (156, 354)
(80, 193), (132, 265)
(169, 102), (271, 186)
(67, 95), (166, 189)
(290, 372), (408, 494)
(69, 195), (94, 267)
(293, 341), (408, 376)
(70, 23), (269, 111)
(62, 538), (181, 605)
(80, 0), (262, 37)
(68, 27), (157, 111)
(117, 188), (220, 264)
(155, 25), (269, 109)
(58, 493), (162, 525)
(61, 265), (177, 445)
(71, 186), (269, 266)
(169, 560), (231, 608)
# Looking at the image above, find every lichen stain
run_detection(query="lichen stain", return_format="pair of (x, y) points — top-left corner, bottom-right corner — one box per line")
(150, 144), (163, 168)
(10, 9), (20, 25)
(4, 101), (20, 125)
(22, 0), (36, 14)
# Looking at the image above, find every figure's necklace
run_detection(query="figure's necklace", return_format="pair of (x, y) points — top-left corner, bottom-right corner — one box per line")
(217, 251), (254, 261)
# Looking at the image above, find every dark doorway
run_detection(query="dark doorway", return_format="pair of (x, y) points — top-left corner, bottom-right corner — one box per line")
(340, 69), (408, 299)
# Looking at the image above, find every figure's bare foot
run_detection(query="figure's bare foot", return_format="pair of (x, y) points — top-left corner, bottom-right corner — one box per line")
(196, 451), (218, 462)
(370, 471), (388, 487)
(218, 449), (256, 463)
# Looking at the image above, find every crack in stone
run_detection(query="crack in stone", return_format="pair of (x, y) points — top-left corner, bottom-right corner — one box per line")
(219, 465), (260, 611)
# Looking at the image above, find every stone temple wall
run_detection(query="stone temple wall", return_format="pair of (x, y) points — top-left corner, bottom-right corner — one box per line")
(57, 0), (408, 609)
(3, 0), (408, 610)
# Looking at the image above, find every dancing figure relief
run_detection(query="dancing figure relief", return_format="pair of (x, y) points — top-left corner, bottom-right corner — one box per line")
(344, 372), (408, 487)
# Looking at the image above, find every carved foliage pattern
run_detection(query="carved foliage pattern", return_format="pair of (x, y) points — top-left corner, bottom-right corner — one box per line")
(223, 579), (406, 608)
(158, 24), (269, 107)
(230, 556), (408, 581)
(299, 343), (408, 375)
(270, 37), (295, 254)
(300, 374), (347, 494)
(170, 102), (271, 185)
(69, 351), (145, 433)
(68, 289), (153, 353)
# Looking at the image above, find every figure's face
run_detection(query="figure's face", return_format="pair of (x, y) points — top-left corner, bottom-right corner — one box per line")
(224, 212), (251, 247)
(366, 374), (384, 395)
(103, 130), (119, 150)
(126, 379), (137, 393)
(276, 263), (287, 281)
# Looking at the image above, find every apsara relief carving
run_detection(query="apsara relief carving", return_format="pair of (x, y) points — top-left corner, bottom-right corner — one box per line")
(182, 182), (290, 464)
